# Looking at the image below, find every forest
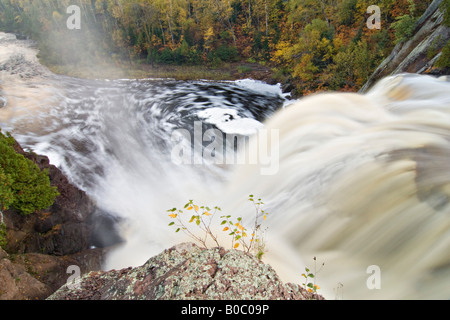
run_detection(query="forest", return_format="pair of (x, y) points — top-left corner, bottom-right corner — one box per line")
(0, 0), (448, 95)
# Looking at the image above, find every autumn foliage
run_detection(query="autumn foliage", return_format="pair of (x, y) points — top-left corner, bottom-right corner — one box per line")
(167, 195), (269, 259)
(0, 0), (436, 94)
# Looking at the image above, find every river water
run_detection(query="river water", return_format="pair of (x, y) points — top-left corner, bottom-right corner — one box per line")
(1, 32), (449, 299)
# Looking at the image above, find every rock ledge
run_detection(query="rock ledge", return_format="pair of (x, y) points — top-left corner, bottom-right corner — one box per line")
(48, 243), (324, 300)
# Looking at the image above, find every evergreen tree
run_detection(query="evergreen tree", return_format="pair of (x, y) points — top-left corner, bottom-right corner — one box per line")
(0, 130), (59, 216)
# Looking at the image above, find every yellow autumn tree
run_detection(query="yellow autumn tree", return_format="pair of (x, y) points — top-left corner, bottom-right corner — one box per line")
(203, 25), (215, 52)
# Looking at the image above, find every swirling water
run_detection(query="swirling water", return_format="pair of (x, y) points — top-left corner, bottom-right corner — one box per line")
(0, 70), (287, 274)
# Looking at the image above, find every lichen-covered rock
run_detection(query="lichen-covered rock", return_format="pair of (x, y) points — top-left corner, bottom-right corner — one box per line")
(48, 243), (324, 300)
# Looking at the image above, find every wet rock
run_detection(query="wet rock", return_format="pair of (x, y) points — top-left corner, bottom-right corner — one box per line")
(0, 53), (48, 79)
(0, 96), (6, 108)
(48, 243), (325, 300)
(87, 209), (124, 249)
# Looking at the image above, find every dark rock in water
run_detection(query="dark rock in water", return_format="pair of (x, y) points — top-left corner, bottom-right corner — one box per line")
(48, 243), (325, 300)
(0, 96), (6, 108)
(87, 209), (124, 248)
(14, 33), (28, 40)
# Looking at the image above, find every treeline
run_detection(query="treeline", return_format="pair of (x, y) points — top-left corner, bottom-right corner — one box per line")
(0, 0), (440, 93)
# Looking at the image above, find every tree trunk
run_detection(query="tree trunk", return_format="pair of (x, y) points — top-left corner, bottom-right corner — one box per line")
(265, 0), (269, 36)
(159, 19), (166, 46)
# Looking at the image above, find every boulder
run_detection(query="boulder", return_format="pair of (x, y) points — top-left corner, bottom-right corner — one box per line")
(48, 243), (324, 300)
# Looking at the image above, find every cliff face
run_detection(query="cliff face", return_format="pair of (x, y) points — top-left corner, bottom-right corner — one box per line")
(48, 243), (324, 301)
(0, 139), (105, 300)
(361, 0), (449, 92)
(4, 140), (96, 256)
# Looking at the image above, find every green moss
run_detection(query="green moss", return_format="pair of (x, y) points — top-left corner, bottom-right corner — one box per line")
(441, 0), (450, 27)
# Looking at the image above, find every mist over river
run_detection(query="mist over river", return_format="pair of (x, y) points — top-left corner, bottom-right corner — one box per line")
(1, 32), (449, 300)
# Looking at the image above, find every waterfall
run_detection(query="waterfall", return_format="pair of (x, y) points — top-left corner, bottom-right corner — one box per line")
(224, 74), (450, 299)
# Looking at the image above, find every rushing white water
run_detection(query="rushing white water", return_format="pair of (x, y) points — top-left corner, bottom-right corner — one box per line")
(1, 32), (449, 300)
(225, 74), (450, 299)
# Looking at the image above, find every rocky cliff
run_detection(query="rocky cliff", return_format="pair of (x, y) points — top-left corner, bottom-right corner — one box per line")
(361, 0), (449, 92)
(0, 139), (106, 300)
(48, 243), (324, 300)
